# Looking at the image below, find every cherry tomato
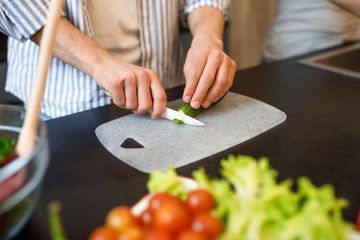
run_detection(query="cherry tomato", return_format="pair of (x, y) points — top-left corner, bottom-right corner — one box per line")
(105, 206), (137, 233)
(0, 168), (26, 202)
(118, 225), (144, 240)
(186, 189), (215, 213)
(2, 152), (18, 167)
(357, 208), (360, 231)
(88, 226), (118, 240)
(138, 208), (153, 227)
(143, 229), (172, 240)
(148, 192), (182, 213)
(154, 200), (190, 234)
(176, 229), (208, 240)
(191, 212), (223, 239)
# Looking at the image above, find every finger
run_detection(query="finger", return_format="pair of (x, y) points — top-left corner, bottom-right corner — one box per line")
(203, 57), (235, 107)
(110, 81), (126, 107)
(123, 73), (138, 110)
(190, 55), (219, 109)
(183, 51), (208, 103)
(149, 71), (167, 118)
(132, 71), (152, 114)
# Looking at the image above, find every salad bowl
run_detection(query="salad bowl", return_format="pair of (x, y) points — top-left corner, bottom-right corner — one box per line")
(0, 104), (49, 239)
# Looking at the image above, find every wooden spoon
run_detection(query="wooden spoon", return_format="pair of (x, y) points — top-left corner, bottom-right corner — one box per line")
(15, 0), (64, 156)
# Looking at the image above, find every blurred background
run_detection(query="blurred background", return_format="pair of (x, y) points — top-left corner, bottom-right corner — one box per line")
(0, 32), (6, 61)
(0, 32), (17, 104)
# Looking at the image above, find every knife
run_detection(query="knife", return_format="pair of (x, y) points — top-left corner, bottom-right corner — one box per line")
(104, 91), (204, 126)
(159, 107), (205, 126)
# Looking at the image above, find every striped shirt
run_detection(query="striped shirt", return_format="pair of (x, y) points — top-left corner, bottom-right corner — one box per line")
(0, 0), (229, 118)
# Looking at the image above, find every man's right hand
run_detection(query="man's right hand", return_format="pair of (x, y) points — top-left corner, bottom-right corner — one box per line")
(93, 58), (167, 119)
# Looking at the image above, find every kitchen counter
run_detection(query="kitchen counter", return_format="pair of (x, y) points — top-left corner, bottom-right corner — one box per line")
(14, 43), (360, 239)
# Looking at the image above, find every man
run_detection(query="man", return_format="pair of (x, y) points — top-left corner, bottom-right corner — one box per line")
(0, 0), (236, 119)
(262, 0), (359, 62)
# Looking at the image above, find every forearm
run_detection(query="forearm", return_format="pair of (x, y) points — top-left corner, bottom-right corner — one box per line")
(328, 0), (360, 17)
(30, 16), (110, 79)
(30, 16), (167, 118)
(187, 6), (225, 49)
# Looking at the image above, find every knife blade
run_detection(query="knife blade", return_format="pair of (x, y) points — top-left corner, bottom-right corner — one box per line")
(104, 91), (204, 126)
(160, 107), (205, 126)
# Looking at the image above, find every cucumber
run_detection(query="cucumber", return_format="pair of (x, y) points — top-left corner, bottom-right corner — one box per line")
(174, 93), (226, 124)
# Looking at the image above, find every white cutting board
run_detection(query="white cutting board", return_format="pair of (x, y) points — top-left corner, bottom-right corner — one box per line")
(95, 92), (287, 173)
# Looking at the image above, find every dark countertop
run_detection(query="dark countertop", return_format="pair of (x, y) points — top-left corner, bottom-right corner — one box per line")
(14, 44), (360, 239)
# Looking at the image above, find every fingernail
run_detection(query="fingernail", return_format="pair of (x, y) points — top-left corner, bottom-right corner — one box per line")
(191, 101), (200, 109)
(184, 96), (191, 103)
(203, 100), (211, 108)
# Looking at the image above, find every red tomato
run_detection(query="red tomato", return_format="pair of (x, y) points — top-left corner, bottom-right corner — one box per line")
(148, 192), (182, 213)
(2, 152), (18, 167)
(105, 206), (137, 233)
(143, 229), (172, 240)
(186, 189), (215, 213)
(88, 226), (118, 240)
(191, 212), (223, 239)
(357, 208), (360, 231)
(118, 225), (144, 240)
(154, 200), (191, 234)
(0, 168), (26, 202)
(138, 208), (153, 227)
(176, 229), (208, 240)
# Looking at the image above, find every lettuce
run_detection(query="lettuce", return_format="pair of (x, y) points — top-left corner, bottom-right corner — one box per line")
(147, 155), (354, 240)
(0, 137), (16, 166)
(147, 165), (187, 199)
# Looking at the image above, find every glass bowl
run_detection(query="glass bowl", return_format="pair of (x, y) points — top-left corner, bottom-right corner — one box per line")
(0, 104), (49, 239)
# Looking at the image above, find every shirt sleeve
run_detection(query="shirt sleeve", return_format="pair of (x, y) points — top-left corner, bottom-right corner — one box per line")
(181, 0), (230, 27)
(0, 0), (51, 42)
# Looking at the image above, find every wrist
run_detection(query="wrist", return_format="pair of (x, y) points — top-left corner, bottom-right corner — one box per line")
(89, 51), (110, 80)
(191, 33), (224, 50)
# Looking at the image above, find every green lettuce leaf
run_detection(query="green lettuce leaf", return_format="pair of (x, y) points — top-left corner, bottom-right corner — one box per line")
(0, 137), (16, 165)
(211, 155), (353, 240)
(147, 165), (187, 199)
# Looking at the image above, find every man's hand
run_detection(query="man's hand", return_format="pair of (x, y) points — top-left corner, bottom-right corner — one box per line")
(93, 59), (167, 118)
(184, 6), (236, 109)
(183, 35), (236, 109)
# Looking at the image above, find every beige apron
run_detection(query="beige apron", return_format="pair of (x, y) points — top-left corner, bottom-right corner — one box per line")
(87, 0), (141, 66)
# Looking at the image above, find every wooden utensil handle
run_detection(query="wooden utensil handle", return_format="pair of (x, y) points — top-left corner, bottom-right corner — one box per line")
(16, 0), (64, 156)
